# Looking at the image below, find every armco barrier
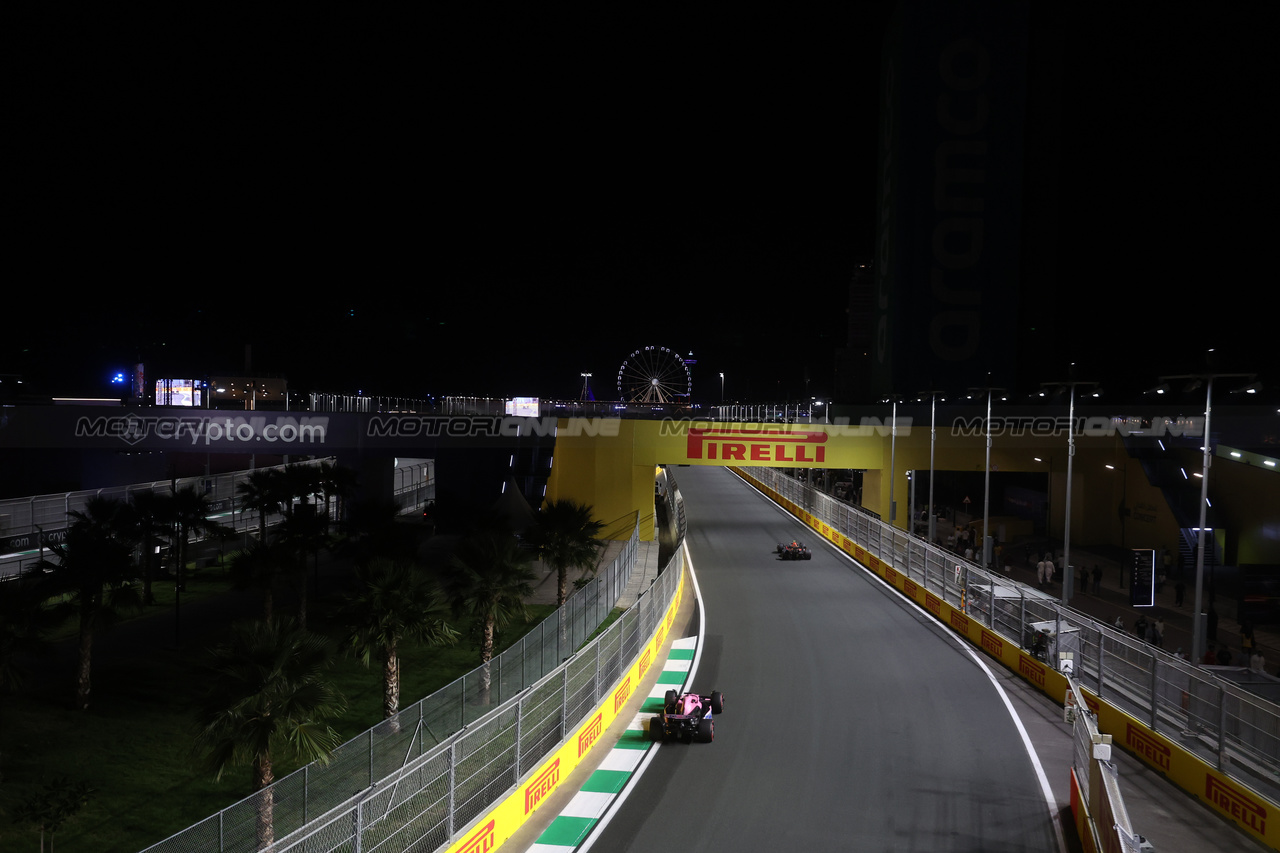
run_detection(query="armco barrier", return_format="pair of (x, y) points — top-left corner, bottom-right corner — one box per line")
(732, 466), (1280, 850)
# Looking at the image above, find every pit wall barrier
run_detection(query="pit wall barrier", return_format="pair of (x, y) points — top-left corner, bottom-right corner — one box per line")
(442, 554), (687, 853)
(730, 467), (1279, 850)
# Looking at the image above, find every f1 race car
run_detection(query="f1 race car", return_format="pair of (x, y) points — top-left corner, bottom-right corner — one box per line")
(777, 540), (812, 560)
(649, 689), (724, 743)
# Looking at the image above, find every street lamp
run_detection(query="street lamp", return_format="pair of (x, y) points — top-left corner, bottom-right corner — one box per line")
(967, 383), (1006, 568)
(883, 396), (900, 525)
(1158, 361), (1255, 664)
(1041, 373), (1100, 606)
(915, 388), (946, 546)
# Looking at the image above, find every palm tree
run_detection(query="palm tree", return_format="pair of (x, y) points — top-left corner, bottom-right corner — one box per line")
(37, 496), (141, 710)
(277, 463), (322, 522)
(317, 461), (358, 528)
(528, 499), (605, 606)
(168, 485), (233, 646)
(236, 469), (282, 544)
(230, 540), (289, 623)
(276, 502), (330, 629)
(335, 559), (459, 724)
(0, 569), (56, 697)
(126, 489), (173, 606)
(443, 530), (535, 705)
(194, 618), (345, 851)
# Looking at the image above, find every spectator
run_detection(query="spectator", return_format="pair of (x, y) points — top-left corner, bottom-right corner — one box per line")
(1216, 645), (1233, 666)
(1092, 564), (1102, 595)
(1251, 650), (1266, 674)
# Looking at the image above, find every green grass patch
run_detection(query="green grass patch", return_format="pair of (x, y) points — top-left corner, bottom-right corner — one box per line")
(0, 567), (560, 853)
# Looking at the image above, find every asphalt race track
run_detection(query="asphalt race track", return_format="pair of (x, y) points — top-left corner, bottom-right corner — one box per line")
(589, 466), (1062, 852)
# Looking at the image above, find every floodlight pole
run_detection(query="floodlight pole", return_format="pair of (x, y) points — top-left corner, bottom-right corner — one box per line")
(1191, 376), (1213, 664)
(929, 393), (937, 545)
(983, 389), (992, 568)
(1158, 366), (1252, 664)
(889, 398), (898, 525)
(1042, 377), (1098, 607)
(1063, 385), (1078, 606)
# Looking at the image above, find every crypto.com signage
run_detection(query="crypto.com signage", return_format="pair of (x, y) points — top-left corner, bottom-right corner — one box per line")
(0, 407), (619, 453)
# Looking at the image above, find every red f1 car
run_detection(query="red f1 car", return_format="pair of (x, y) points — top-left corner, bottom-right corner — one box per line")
(649, 689), (724, 743)
(777, 540), (812, 560)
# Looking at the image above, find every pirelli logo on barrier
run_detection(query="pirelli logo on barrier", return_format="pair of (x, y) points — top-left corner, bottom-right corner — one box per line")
(1206, 775), (1266, 834)
(950, 609), (970, 634)
(578, 714), (603, 758)
(904, 578), (919, 600)
(1125, 723), (1171, 773)
(639, 648), (652, 679)
(685, 428), (828, 464)
(614, 676), (632, 714)
(459, 819), (496, 853)
(524, 760), (560, 815)
(886, 567), (899, 586)
(981, 629), (1003, 657)
(925, 592), (942, 618)
(1019, 655), (1046, 689)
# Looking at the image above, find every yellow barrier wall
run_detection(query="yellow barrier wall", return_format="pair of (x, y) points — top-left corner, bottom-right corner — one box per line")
(442, 563), (687, 853)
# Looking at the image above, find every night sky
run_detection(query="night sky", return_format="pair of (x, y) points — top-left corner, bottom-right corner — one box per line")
(7, 2), (1274, 406)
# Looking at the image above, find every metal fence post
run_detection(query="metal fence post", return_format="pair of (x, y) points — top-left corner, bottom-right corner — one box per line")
(514, 694), (523, 781)
(1218, 686), (1228, 772)
(1097, 636), (1106, 699)
(447, 739), (456, 838)
(1150, 655), (1160, 730)
(561, 668), (569, 741)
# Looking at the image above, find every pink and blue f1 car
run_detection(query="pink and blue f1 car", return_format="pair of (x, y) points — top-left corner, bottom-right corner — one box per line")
(649, 689), (724, 743)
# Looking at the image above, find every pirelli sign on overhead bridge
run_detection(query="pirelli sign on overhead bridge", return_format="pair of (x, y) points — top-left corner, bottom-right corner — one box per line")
(648, 421), (888, 470)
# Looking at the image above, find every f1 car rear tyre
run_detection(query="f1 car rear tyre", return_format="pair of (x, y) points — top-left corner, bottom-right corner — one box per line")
(649, 717), (664, 741)
(709, 691), (724, 715)
(697, 719), (714, 742)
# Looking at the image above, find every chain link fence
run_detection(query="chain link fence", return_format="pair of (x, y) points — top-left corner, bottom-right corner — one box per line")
(741, 466), (1280, 808)
(140, 515), (666, 853)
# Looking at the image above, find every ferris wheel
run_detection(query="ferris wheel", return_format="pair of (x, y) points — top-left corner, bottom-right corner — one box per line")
(617, 346), (692, 403)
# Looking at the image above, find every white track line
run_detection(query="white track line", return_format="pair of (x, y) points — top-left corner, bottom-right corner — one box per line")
(576, 540), (705, 853)
(740, 473), (1068, 853)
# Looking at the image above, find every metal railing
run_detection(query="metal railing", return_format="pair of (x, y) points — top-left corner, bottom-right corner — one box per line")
(1067, 677), (1145, 852)
(740, 466), (1280, 808)
(0, 458), (434, 579)
(140, 517), (662, 853)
